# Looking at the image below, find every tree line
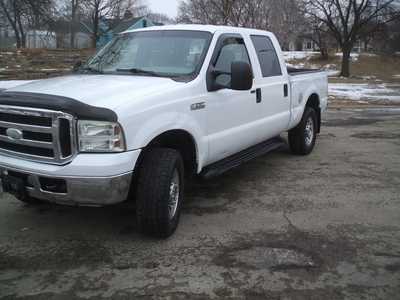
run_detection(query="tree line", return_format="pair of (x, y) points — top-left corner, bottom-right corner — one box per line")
(177, 0), (400, 77)
(0, 0), (172, 48)
(1, 0), (399, 77)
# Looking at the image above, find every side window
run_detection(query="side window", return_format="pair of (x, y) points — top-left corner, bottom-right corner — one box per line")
(250, 35), (282, 77)
(214, 37), (251, 87)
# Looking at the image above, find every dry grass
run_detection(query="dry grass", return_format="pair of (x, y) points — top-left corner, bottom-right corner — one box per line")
(344, 55), (400, 83)
(287, 52), (400, 84)
(1, 48), (399, 84)
(0, 48), (95, 80)
(287, 52), (400, 109)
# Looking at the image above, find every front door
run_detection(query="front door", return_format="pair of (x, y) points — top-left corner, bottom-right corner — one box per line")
(206, 34), (261, 164)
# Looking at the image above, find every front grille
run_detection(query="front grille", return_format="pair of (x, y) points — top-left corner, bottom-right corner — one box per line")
(0, 105), (76, 164)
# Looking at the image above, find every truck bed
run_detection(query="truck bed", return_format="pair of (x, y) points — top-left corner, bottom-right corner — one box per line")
(287, 66), (322, 76)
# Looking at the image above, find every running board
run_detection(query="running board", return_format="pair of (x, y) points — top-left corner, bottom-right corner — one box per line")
(200, 136), (286, 179)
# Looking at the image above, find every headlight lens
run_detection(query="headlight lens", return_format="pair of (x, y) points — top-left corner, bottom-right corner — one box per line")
(78, 120), (126, 152)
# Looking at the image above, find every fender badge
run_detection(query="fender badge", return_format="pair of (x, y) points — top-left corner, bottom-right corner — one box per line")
(191, 102), (206, 111)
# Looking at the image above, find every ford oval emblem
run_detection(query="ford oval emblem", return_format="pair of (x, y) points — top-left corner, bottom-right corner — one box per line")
(6, 128), (23, 140)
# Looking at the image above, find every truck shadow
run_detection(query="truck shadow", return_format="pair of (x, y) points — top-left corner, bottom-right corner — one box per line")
(6, 146), (292, 237)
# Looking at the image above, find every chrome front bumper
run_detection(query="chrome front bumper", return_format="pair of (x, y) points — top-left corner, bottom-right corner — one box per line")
(0, 166), (133, 206)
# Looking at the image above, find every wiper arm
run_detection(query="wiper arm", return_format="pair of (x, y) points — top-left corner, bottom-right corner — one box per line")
(116, 68), (161, 77)
(80, 66), (103, 74)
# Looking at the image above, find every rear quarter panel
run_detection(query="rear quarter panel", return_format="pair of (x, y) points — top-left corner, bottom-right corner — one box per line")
(288, 71), (328, 129)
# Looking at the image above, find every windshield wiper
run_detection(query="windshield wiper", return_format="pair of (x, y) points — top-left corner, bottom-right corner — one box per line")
(116, 68), (162, 77)
(80, 66), (103, 74)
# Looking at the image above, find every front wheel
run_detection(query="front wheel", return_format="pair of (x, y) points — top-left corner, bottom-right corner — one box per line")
(17, 196), (42, 205)
(135, 148), (184, 238)
(288, 107), (318, 155)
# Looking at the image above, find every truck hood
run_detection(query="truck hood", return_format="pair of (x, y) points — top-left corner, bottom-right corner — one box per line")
(5, 75), (184, 110)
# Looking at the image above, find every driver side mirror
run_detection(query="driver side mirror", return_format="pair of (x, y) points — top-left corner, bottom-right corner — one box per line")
(230, 61), (253, 91)
(208, 61), (253, 92)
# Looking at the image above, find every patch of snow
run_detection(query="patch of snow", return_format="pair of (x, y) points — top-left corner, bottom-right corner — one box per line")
(335, 52), (359, 61)
(361, 53), (377, 57)
(335, 52), (359, 57)
(308, 64), (321, 69)
(40, 68), (60, 72)
(324, 64), (337, 69)
(393, 75), (400, 78)
(358, 75), (377, 80)
(283, 51), (319, 60)
(329, 83), (400, 102)
(0, 80), (36, 90)
(286, 62), (306, 69)
(317, 63), (340, 76)
(326, 70), (340, 76)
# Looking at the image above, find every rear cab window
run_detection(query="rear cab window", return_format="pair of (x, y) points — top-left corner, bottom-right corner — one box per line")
(250, 35), (282, 77)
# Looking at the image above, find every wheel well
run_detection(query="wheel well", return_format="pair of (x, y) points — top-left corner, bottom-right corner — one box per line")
(140, 130), (198, 177)
(306, 94), (321, 133)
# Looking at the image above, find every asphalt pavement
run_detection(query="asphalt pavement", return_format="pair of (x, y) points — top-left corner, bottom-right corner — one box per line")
(1, 108), (399, 299)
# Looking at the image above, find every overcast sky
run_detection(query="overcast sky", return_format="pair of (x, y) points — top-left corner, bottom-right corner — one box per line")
(145, 0), (400, 20)
(146, 0), (180, 18)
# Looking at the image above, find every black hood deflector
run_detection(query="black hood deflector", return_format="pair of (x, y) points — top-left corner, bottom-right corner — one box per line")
(0, 91), (117, 122)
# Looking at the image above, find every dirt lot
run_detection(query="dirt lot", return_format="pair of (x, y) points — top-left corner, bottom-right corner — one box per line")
(0, 49), (93, 80)
(0, 107), (399, 299)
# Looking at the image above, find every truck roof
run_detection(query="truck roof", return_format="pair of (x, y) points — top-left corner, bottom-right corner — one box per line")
(123, 24), (273, 36)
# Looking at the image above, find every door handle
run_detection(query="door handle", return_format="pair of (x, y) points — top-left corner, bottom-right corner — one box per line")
(251, 88), (262, 103)
(284, 84), (288, 97)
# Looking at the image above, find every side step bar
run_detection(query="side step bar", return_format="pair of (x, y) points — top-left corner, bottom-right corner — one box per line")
(200, 136), (286, 179)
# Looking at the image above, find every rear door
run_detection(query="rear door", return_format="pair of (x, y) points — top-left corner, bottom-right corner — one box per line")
(249, 35), (291, 139)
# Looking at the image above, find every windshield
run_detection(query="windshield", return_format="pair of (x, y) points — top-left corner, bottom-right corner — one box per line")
(85, 30), (212, 80)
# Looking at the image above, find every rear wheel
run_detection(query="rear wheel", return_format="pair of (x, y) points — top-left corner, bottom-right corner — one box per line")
(135, 148), (184, 238)
(288, 107), (317, 155)
(17, 196), (42, 205)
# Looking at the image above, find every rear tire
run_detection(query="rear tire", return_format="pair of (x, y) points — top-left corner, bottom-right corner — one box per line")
(18, 196), (42, 205)
(135, 148), (184, 238)
(288, 107), (317, 155)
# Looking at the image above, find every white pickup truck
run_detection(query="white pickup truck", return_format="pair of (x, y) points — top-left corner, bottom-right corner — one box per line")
(0, 25), (327, 237)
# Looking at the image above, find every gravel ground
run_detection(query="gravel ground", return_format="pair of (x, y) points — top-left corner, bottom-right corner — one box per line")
(0, 108), (399, 300)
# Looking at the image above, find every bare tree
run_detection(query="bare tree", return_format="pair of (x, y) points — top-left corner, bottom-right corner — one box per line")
(147, 12), (174, 25)
(0, 0), (54, 48)
(302, 0), (400, 77)
(25, 0), (54, 27)
(231, 0), (271, 28)
(83, 0), (113, 48)
(177, 0), (238, 25)
(385, 17), (400, 52)
(267, 0), (307, 49)
(111, 0), (147, 19)
(0, 0), (26, 47)
(83, 0), (146, 48)
(302, 17), (334, 59)
(69, 0), (80, 48)
(177, 0), (306, 48)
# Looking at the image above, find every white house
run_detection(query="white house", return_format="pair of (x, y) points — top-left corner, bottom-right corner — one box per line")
(26, 30), (57, 49)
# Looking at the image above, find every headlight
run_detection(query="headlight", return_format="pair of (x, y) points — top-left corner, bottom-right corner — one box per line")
(78, 120), (126, 153)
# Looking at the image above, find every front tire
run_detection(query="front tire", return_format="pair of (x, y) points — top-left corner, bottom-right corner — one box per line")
(288, 107), (317, 155)
(135, 148), (184, 238)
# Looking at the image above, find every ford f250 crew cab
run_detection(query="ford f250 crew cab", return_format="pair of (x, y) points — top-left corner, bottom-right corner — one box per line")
(0, 25), (327, 237)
